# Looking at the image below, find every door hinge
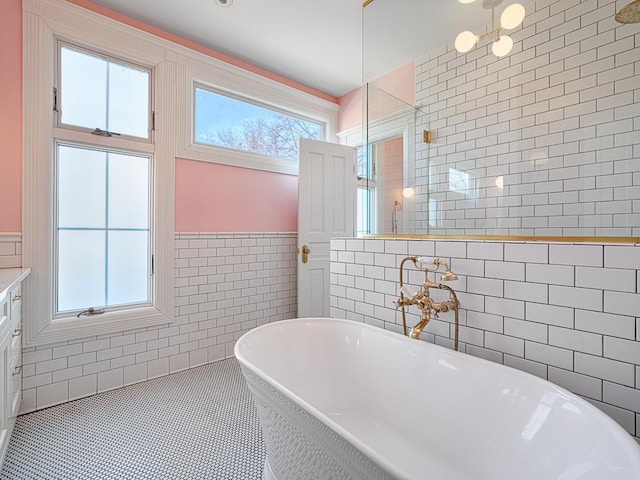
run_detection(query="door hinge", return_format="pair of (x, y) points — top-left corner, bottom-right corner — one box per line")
(53, 87), (58, 112)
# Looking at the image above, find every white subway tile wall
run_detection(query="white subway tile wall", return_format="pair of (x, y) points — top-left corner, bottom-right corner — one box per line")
(20, 232), (297, 413)
(330, 238), (640, 440)
(413, 0), (640, 236)
(0, 233), (22, 268)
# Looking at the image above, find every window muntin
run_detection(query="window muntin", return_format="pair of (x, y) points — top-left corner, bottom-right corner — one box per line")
(194, 86), (323, 161)
(55, 144), (151, 314)
(59, 44), (151, 139)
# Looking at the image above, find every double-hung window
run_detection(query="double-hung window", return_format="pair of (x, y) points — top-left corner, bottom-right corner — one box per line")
(23, 1), (174, 348)
(53, 44), (154, 319)
(54, 44), (153, 317)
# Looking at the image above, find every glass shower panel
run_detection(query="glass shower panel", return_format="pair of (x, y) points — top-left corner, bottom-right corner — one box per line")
(363, 83), (422, 235)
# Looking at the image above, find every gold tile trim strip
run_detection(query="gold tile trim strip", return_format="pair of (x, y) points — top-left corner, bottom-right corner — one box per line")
(362, 0), (374, 7)
(362, 235), (640, 244)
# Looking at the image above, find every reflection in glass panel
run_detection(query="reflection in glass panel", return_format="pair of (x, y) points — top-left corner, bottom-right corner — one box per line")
(60, 47), (107, 131)
(449, 168), (470, 195)
(108, 62), (149, 138)
(108, 231), (149, 306)
(108, 153), (150, 229)
(194, 87), (323, 160)
(358, 83), (419, 235)
(57, 230), (105, 312)
(60, 45), (150, 138)
(57, 145), (106, 228)
(357, 187), (375, 236)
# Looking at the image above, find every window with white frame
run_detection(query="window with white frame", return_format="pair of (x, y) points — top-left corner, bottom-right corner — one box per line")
(194, 85), (323, 161)
(54, 44), (153, 318)
(23, 0), (175, 347)
(54, 43), (153, 318)
(24, 0), (336, 346)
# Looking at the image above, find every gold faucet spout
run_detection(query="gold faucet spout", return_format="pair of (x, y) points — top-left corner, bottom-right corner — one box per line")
(409, 312), (431, 339)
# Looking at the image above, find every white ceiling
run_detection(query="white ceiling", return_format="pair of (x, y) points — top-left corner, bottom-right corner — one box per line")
(87, 0), (535, 98)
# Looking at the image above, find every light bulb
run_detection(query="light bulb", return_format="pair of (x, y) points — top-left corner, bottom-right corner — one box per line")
(492, 35), (513, 57)
(402, 187), (415, 199)
(501, 3), (525, 29)
(455, 31), (479, 53)
(495, 176), (504, 189)
(458, 0), (477, 3)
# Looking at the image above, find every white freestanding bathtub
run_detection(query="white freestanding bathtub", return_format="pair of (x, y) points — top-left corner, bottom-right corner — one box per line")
(234, 318), (640, 480)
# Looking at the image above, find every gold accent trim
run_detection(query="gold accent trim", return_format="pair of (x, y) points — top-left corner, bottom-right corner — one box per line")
(423, 130), (432, 143)
(363, 234), (640, 244)
(362, 0), (374, 7)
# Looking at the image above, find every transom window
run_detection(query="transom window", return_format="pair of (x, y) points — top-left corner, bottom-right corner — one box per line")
(194, 85), (323, 161)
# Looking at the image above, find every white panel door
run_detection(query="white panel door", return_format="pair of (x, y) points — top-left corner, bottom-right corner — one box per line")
(298, 138), (356, 318)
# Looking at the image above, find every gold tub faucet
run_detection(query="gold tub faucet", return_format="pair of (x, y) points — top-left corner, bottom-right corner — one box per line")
(394, 257), (461, 350)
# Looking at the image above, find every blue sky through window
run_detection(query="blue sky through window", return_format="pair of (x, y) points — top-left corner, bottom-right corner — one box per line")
(194, 87), (322, 160)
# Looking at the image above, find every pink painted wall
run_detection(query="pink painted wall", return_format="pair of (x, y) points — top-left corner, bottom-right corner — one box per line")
(338, 61), (415, 135)
(0, 0), (23, 233)
(4, 0), (341, 234)
(337, 87), (363, 134)
(176, 159), (298, 232)
(372, 62), (415, 107)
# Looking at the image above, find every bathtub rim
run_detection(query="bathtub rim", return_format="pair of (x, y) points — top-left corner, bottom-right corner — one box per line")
(234, 317), (640, 479)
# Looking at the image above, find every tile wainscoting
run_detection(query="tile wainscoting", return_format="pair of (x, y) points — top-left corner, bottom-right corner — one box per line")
(330, 237), (640, 441)
(0, 233), (22, 268)
(20, 232), (297, 413)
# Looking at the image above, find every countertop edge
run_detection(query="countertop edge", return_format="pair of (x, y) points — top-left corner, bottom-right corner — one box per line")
(0, 268), (32, 304)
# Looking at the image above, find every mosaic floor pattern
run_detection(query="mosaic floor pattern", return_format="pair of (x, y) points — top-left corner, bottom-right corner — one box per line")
(0, 358), (265, 479)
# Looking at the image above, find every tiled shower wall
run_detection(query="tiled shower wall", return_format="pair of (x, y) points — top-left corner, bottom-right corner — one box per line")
(0, 234), (22, 268)
(20, 232), (297, 413)
(413, 0), (640, 235)
(330, 237), (640, 440)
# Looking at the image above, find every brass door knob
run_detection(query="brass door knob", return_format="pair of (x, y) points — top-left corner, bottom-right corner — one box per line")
(301, 245), (310, 263)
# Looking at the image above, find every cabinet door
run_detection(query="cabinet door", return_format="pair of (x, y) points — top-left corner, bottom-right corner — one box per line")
(7, 328), (20, 423)
(8, 285), (22, 421)
(0, 333), (9, 462)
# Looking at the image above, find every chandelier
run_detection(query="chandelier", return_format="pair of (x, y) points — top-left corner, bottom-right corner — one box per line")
(455, 0), (525, 58)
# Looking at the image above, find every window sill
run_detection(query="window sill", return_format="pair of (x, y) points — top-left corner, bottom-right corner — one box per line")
(177, 141), (298, 176)
(24, 306), (171, 348)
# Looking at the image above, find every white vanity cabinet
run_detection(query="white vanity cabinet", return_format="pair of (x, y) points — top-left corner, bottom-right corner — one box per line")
(7, 284), (22, 427)
(0, 269), (30, 467)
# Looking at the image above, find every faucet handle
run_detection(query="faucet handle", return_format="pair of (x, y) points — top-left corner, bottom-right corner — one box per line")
(400, 286), (415, 298)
